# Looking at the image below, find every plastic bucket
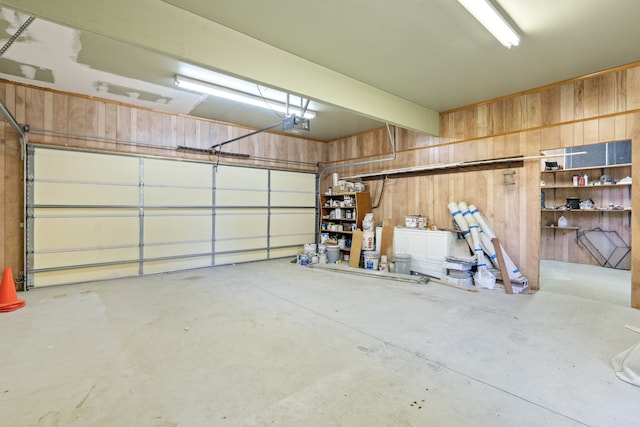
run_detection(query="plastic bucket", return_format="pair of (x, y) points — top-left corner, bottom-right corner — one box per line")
(362, 231), (375, 250)
(326, 246), (341, 263)
(394, 253), (411, 274)
(363, 251), (379, 270)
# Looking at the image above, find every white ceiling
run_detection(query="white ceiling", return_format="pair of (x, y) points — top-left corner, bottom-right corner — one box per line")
(1, 0), (640, 141)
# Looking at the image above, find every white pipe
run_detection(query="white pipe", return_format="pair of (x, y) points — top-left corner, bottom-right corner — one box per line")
(343, 151), (587, 180)
(447, 202), (473, 252)
(458, 202), (486, 265)
(457, 201), (495, 289)
(468, 204), (526, 283)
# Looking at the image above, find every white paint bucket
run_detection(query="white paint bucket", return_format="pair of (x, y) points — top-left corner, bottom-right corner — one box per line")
(304, 243), (317, 254)
(326, 246), (341, 263)
(363, 251), (379, 270)
(362, 231), (375, 250)
(394, 253), (411, 274)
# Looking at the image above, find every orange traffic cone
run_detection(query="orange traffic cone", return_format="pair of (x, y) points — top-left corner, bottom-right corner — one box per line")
(0, 268), (26, 312)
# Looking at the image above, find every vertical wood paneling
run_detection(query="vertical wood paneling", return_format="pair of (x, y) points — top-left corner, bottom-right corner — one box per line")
(525, 92), (542, 129)
(43, 91), (53, 143)
(69, 97), (87, 138)
(615, 70), (627, 113)
(599, 117), (615, 142)
(541, 86), (561, 125)
(52, 92), (69, 144)
(574, 81), (585, 120)
(626, 67), (640, 110)
(0, 123), (5, 270)
(26, 88), (44, 132)
(599, 74), (616, 116)
(86, 99), (100, 149)
(116, 104), (132, 142)
(583, 77), (600, 118)
(583, 119), (599, 145)
(560, 84), (575, 122)
(3, 136), (22, 286)
(14, 85), (25, 124)
(105, 103), (117, 142)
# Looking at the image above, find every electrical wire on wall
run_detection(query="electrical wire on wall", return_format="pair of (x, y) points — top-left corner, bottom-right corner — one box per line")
(370, 177), (388, 209)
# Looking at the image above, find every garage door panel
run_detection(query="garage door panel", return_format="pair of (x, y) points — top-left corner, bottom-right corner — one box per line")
(215, 166), (268, 206)
(216, 165), (267, 189)
(143, 256), (211, 274)
(34, 182), (139, 206)
(144, 187), (212, 206)
(215, 210), (268, 239)
(34, 216), (139, 250)
(215, 250), (268, 265)
(216, 237), (268, 252)
(144, 158), (212, 187)
(144, 241), (212, 258)
(270, 170), (316, 206)
(270, 210), (316, 235)
(216, 189), (268, 206)
(270, 247), (300, 258)
(34, 148), (139, 183)
(271, 234), (315, 248)
(33, 264), (140, 287)
(34, 247), (139, 269)
(270, 191), (315, 207)
(144, 212), (212, 243)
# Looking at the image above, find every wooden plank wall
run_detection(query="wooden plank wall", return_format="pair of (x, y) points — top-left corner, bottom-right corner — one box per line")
(323, 63), (640, 307)
(0, 80), (324, 290)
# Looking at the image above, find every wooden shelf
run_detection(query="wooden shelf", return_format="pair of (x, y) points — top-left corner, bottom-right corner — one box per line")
(541, 183), (631, 189)
(541, 208), (631, 212)
(319, 192), (370, 252)
(541, 163), (631, 174)
(541, 225), (579, 242)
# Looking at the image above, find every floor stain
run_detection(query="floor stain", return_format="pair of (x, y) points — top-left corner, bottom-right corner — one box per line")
(182, 275), (205, 281)
(76, 384), (96, 409)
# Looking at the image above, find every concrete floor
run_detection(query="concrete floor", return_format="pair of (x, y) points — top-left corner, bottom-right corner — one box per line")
(2, 260), (640, 426)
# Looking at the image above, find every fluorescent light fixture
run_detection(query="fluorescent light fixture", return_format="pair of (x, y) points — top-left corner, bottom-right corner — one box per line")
(458, 0), (520, 48)
(174, 74), (316, 119)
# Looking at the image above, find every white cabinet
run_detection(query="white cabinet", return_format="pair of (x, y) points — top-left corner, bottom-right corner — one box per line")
(393, 228), (458, 279)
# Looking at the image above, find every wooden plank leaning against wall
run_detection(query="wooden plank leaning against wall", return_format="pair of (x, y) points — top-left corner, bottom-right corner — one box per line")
(322, 62), (640, 309)
(0, 80), (324, 291)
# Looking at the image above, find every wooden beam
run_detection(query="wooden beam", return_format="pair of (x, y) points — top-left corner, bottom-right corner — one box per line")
(492, 237), (514, 294)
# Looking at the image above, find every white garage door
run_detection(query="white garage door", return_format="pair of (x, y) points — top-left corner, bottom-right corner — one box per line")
(26, 146), (316, 287)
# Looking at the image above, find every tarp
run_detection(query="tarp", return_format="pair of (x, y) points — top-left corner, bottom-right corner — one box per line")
(612, 325), (640, 387)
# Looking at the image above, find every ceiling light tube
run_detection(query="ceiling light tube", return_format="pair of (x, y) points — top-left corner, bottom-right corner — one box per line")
(458, 0), (520, 48)
(175, 74), (316, 119)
